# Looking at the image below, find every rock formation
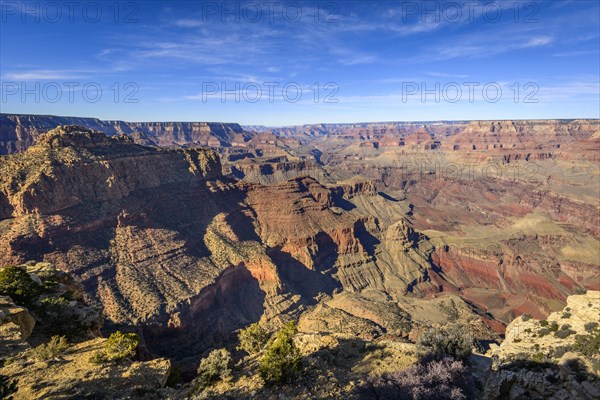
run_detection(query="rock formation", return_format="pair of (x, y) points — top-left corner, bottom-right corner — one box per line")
(0, 117), (598, 398)
(484, 291), (600, 400)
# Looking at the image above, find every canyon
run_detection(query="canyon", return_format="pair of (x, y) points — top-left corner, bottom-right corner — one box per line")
(0, 115), (598, 388)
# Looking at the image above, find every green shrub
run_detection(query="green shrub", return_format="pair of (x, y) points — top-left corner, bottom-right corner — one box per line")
(0, 266), (43, 306)
(524, 328), (532, 334)
(104, 331), (138, 361)
(417, 324), (473, 360)
(0, 374), (18, 400)
(549, 321), (559, 332)
(521, 314), (532, 321)
(2, 357), (15, 367)
(562, 312), (572, 319)
(555, 327), (576, 339)
(584, 322), (598, 332)
(531, 352), (545, 362)
(89, 331), (139, 364)
(195, 349), (231, 391)
(440, 299), (460, 322)
(88, 352), (107, 364)
(237, 322), (269, 355)
(513, 338), (522, 343)
(574, 331), (600, 357)
(259, 321), (302, 385)
(539, 320), (548, 327)
(37, 296), (89, 339)
(31, 335), (69, 361)
(538, 327), (550, 336)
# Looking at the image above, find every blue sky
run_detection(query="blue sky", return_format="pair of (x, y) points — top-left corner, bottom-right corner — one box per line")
(1, 0), (599, 125)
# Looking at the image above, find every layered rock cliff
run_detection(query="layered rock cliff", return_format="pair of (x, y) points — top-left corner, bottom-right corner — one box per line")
(1, 122), (598, 375)
(0, 126), (427, 368)
(0, 114), (247, 154)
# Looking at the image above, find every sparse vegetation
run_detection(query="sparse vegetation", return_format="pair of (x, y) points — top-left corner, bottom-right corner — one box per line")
(531, 351), (545, 362)
(259, 321), (302, 385)
(89, 331), (139, 363)
(538, 327), (550, 336)
(416, 324), (473, 360)
(554, 324), (575, 339)
(237, 322), (269, 355)
(552, 345), (573, 358)
(554, 330), (574, 339)
(88, 352), (106, 364)
(30, 335), (69, 361)
(195, 349), (231, 391)
(37, 296), (90, 339)
(539, 320), (548, 327)
(584, 322), (598, 332)
(561, 312), (572, 319)
(440, 299), (460, 322)
(1, 357), (14, 367)
(574, 330), (600, 357)
(573, 287), (587, 295)
(358, 357), (473, 400)
(0, 266), (43, 306)
(521, 314), (532, 321)
(0, 374), (18, 400)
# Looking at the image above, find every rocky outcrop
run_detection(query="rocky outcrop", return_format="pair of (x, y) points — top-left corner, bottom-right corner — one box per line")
(484, 291), (600, 400)
(0, 337), (171, 400)
(229, 159), (332, 185)
(0, 296), (35, 339)
(0, 125), (221, 218)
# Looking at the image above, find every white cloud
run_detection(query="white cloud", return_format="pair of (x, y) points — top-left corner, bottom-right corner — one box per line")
(524, 36), (554, 47)
(174, 19), (204, 28)
(3, 70), (81, 80)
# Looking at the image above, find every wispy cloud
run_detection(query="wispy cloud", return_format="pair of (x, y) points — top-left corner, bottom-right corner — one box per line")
(3, 70), (83, 80)
(173, 19), (204, 28)
(427, 72), (470, 78)
(524, 36), (554, 47)
(553, 50), (599, 57)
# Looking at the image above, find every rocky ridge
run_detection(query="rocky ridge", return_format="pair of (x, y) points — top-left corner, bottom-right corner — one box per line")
(484, 291), (600, 400)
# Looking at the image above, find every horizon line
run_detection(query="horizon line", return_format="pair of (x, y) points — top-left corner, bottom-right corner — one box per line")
(1, 112), (599, 128)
